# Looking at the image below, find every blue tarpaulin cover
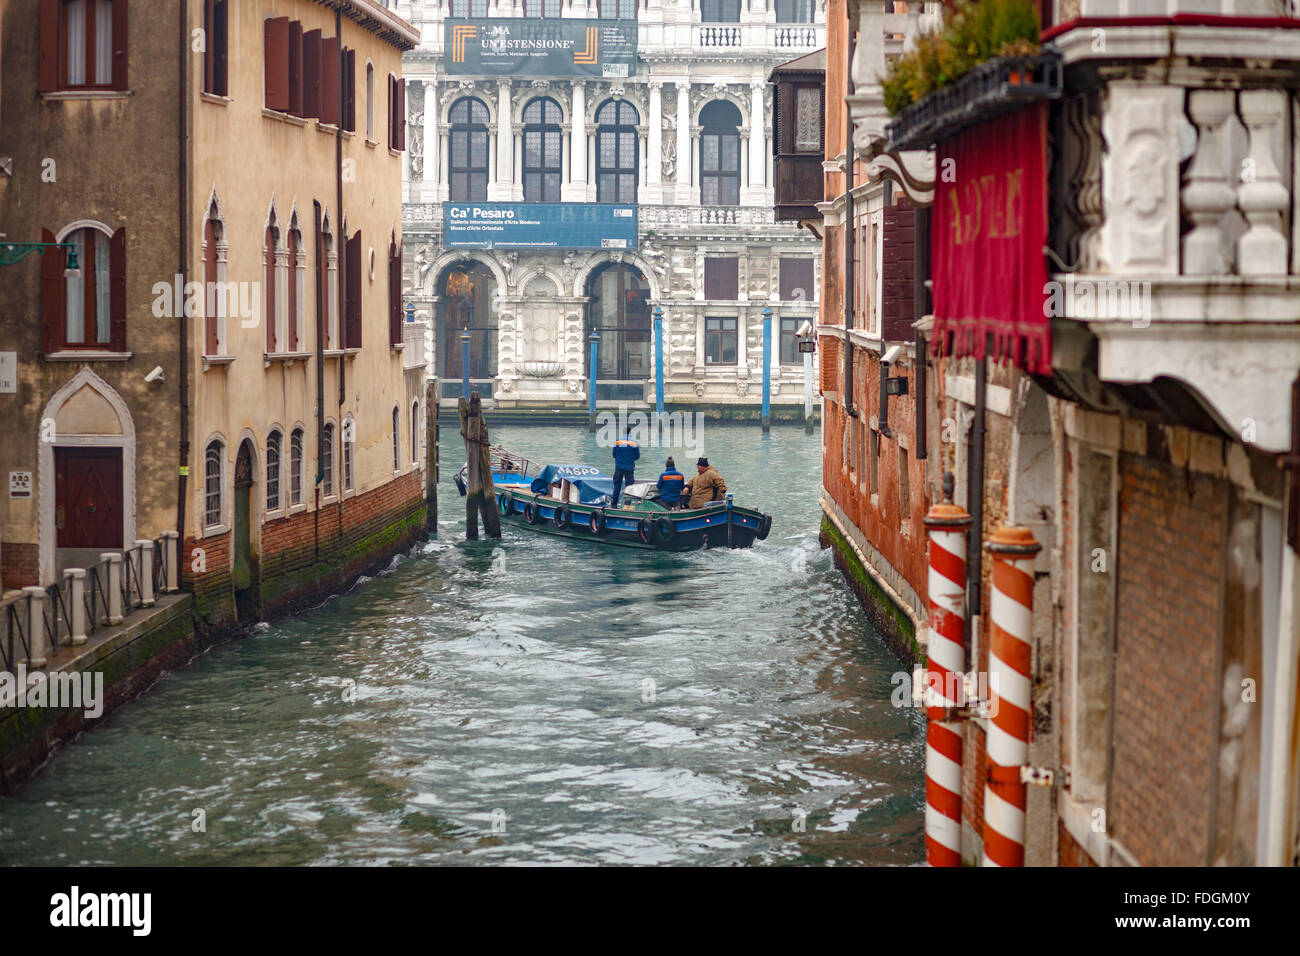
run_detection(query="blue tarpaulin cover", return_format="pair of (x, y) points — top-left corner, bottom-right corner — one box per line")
(529, 464), (614, 505)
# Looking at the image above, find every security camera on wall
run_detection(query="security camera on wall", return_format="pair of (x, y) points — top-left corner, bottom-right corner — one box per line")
(144, 365), (165, 384)
(797, 320), (812, 337)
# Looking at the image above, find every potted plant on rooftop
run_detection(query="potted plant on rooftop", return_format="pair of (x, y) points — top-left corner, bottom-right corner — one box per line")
(880, 0), (1042, 116)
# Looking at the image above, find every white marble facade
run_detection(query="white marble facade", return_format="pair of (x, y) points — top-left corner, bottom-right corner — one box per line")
(396, 0), (823, 407)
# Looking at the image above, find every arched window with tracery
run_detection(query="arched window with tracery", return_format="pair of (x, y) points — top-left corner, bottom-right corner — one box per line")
(449, 97), (490, 202)
(595, 99), (638, 204)
(522, 97), (563, 203)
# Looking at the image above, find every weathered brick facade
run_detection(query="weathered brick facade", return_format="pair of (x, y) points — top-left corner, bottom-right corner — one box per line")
(184, 471), (426, 633)
(1109, 455), (1224, 864)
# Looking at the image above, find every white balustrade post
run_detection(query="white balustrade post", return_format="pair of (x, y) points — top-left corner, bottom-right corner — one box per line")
(23, 586), (48, 669)
(66, 568), (87, 646)
(136, 539), (155, 607)
(1181, 89), (1235, 276)
(162, 530), (179, 592)
(102, 553), (124, 626)
(1237, 88), (1290, 276)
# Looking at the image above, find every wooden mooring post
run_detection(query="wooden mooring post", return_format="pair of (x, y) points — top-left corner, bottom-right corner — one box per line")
(458, 391), (500, 539)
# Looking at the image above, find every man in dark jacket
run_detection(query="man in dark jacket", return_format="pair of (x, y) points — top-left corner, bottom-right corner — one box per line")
(610, 428), (639, 507)
(656, 457), (685, 508)
(684, 457), (727, 509)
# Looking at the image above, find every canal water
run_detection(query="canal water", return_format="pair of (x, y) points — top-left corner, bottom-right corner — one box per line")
(0, 423), (924, 866)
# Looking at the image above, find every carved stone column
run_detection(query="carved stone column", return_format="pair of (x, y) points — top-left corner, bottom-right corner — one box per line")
(564, 81), (587, 201)
(676, 82), (692, 198)
(490, 78), (513, 200)
(644, 80), (664, 204)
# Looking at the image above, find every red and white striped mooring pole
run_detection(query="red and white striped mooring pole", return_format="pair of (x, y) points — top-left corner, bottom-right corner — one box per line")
(922, 488), (971, 868)
(982, 526), (1041, 867)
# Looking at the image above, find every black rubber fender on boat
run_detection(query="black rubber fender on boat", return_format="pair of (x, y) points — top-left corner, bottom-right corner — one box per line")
(653, 516), (675, 544)
(524, 502), (542, 524)
(757, 513), (772, 541)
(588, 509), (607, 535)
(499, 491), (513, 516)
(553, 504), (570, 529)
(637, 516), (654, 544)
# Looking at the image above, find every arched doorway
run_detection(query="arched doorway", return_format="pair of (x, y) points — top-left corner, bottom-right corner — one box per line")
(438, 261), (498, 396)
(584, 262), (650, 399)
(233, 439), (258, 619)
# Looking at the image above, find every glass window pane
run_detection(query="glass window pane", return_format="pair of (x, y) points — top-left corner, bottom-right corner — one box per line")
(94, 230), (110, 342)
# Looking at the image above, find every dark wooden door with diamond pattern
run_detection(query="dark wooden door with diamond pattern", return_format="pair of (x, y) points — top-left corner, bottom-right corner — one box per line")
(54, 447), (123, 550)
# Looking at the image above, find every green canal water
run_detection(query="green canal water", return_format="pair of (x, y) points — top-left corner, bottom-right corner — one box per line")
(0, 424), (924, 866)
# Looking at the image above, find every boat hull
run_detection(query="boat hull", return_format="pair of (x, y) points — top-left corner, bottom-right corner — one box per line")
(493, 487), (767, 551)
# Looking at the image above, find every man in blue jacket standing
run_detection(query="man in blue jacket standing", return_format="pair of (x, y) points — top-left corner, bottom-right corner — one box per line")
(611, 427), (639, 507)
(656, 457), (685, 509)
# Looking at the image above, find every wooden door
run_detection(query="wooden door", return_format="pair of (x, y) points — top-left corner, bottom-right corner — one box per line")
(54, 447), (124, 550)
(233, 441), (254, 592)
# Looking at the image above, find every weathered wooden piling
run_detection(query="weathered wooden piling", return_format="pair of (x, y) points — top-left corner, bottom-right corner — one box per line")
(458, 391), (500, 539)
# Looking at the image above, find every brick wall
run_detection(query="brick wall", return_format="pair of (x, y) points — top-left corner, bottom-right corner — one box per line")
(1, 543), (39, 590)
(1109, 454), (1224, 865)
(1058, 817), (1098, 867)
(183, 470), (426, 632)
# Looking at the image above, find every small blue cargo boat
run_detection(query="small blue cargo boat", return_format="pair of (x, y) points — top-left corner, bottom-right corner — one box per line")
(455, 449), (771, 551)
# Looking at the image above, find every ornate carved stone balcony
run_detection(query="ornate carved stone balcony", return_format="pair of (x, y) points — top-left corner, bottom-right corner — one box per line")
(1048, 54), (1300, 453)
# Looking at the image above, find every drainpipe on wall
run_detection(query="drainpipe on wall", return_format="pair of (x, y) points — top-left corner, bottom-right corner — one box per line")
(176, 0), (191, 554)
(314, 200), (325, 561)
(842, 31), (857, 421)
(966, 353), (987, 665)
(336, 8), (345, 541)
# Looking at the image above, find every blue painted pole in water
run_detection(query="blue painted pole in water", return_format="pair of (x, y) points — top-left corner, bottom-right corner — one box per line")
(761, 306), (772, 433)
(588, 328), (600, 431)
(653, 306), (665, 417)
(461, 328), (471, 399)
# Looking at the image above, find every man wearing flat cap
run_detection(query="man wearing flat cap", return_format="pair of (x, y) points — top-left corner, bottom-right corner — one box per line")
(683, 456), (727, 509)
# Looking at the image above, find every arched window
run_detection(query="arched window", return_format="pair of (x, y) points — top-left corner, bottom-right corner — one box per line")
(439, 262), (498, 386)
(523, 0), (562, 16)
(775, 0), (815, 22)
(585, 263), (650, 383)
(449, 97), (490, 202)
(700, 100), (742, 207)
(321, 423), (335, 497)
(342, 417), (355, 491)
(290, 428), (304, 506)
(266, 430), (282, 512)
(701, 0), (741, 22)
(595, 100), (638, 203)
(62, 225), (112, 348)
(264, 214), (281, 352)
(366, 62), (375, 141)
(392, 406), (401, 472)
(411, 400), (420, 466)
(322, 214), (338, 350)
(287, 218), (303, 352)
(202, 202), (225, 356)
(204, 440), (224, 529)
(522, 97), (563, 203)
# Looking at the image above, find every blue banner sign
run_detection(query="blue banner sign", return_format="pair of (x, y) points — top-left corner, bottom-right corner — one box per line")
(444, 203), (638, 251)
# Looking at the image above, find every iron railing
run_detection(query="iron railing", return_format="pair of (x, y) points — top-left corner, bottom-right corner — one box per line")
(1, 533), (179, 675)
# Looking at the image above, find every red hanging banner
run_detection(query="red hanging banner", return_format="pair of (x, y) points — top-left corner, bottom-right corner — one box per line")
(930, 103), (1050, 374)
